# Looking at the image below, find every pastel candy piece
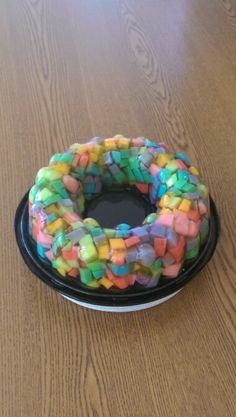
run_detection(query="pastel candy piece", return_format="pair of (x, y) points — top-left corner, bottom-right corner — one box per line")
(126, 247), (138, 263)
(135, 275), (151, 285)
(145, 276), (159, 288)
(139, 151), (153, 167)
(124, 235), (141, 248)
(169, 241), (185, 263)
(189, 166), (199, 176)
(68, 268), (79, 278)
(154, 238), (167, 257)
(80, 235), (98, 262)
(149, 223), (166, 238)
(166, 173), (177, 188)
(149, 163), (161, 177)
(156, 153), (171, 167)
(79, 154), (89, 168)
(62, 247), (78, 260)
(178, 198), (192, 212)
(159, 168), (171, 183)
(188, 174), (199, 185)
(109, 238), (126, 250)
(47, 218), (65, 234)
(111, 251), (126, 265)
(45, 249), (54, 261)
(186, 238), (199, 251)
(63, 175), (80, 193)
(157, 184), (167, 198)
(110, 263), (131, 276)
(98, 244), (110, 260)
(135, 183), (149, 194)
(112, 278), (129, 289)
(162, 253), (175, 267)
(198, 200), (207, 215)
(138, 243), (156, 267)
(80, 268), (93, 284)
(166, 230), (178, 247)
(175, 159), (188, 170)
(66, 228), (86, 244)
(71, 154), (80, 168)
(144, 213), (157, 224)
(162, 263), (182, 278)
(131, 226), (149, 242)
(63, 211), (81, 224)
(174, 216), (189, 236)
(98, 277), (113, 289)
(156, 214), (174, 228)
(188, 220), (200, 237)
(131, 137), (144, 146)
(37, 230), (53, 247)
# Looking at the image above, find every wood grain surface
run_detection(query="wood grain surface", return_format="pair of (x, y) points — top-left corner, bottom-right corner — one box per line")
(0, 1), (236, 416)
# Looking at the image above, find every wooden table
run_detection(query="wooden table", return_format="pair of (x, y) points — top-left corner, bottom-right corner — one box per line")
(1, 1), (235, 416)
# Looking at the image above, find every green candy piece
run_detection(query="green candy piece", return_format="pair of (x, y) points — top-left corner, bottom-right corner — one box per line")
(112, 151), (121, 164)
(114, 171), (126, 184)
(77, 195), (85, 213)
(80, 235), (97, 262)
(132, 168), (144, 182)
(42, 194), (61, 208)
(166, 160), (178, 173)
(80, 268), (93, 284)
(182, 182), (196, 193)
(184, 245), (199, 260)
(124, 166), (136, 182)
(36, 167), (62, 183)
(174, 179), (187, 190)
(50, 152), (74, 165)
(86, 163), (100, 176)
(104, 228), (116, 238)
(144, 213), (157, 224)
(51, 180), (69, 199)
(29, 185), (38, 203)
(74, 167), (85, 181)
(166, 173), (177, 188)
(142, 170), (153, 184)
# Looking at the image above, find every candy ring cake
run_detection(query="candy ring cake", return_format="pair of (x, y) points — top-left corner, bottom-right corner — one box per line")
(28, 135), (210, 291)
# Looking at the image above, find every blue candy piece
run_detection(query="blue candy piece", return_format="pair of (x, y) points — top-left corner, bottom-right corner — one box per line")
(149, 223), (166, 238)
(158, 184), (167, 198)
(110, 264), (131, 276)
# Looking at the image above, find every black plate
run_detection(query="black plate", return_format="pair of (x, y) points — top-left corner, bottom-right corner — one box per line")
(15, 191), (220, 307)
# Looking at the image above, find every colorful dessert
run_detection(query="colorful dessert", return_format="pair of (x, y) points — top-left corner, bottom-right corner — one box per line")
(28, 135), (210, 290)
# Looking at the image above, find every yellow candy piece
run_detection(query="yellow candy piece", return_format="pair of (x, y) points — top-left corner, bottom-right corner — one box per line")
(57, 267), (66, 277)
(156, 153), (171, 167)
(88, 280), (100, 288)
(159, 194), (169, 208)
(160, 208), (172, 214)
(98, 245), (110, 260)
(179, 199), (192, 212)
(109, 238), (126, 250)
(99, 277), (113, 289)
(47, 218), (65, 234)
(104, 139), (117, 150)
(45, 204), (60, 215)
(132, 262), (141, 272)
(90, 152), (98, 162)
(54, 163), (70, 175)
(118, 137), (130, 149)
(189, 166), (200, 176)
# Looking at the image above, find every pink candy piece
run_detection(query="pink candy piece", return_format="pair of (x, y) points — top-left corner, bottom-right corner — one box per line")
(156, 214), (175, 228)
(150, 163), (161, 177)
(45, 249), (54, 261)
(63, 175), (80, 193)
(132, 137), (144, 147)
(72, 154), (80, 168)
(175, 159), (188, 170)
(162, 263), (182, 278)
(188, 220), (200, 237)
(79, 154), (89, 168)
(198, 200), (207, 215)
(174, 216), (189, 236)
(37, 230), (53, 247)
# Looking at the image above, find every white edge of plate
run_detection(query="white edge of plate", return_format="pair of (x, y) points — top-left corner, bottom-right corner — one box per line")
(61, 288), (182, 312)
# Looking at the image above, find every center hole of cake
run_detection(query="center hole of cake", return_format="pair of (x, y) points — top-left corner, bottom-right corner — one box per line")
(84, 190), (153, 228)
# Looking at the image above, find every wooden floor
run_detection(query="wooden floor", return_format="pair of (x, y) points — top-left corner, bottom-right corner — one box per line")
(1, 1), (236, 416)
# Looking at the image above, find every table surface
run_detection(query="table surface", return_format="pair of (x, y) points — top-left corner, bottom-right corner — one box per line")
(1, 1), (236, 416)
